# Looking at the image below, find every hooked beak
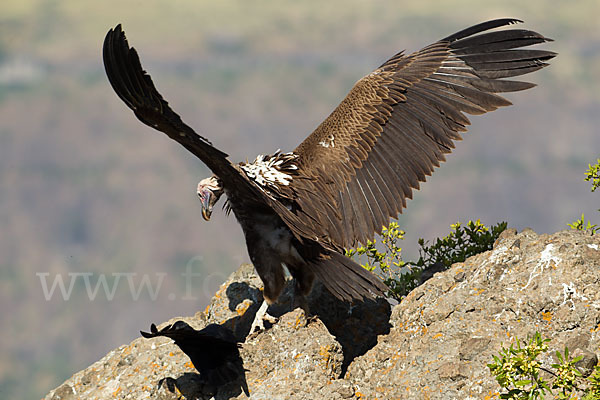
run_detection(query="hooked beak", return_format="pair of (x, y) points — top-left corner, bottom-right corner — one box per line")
(202, 207), (211, 221)
(199, 191), (212, 221)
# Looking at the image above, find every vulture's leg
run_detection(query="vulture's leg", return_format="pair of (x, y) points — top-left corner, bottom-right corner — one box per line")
(250, 256), (285, 334)
(289, 264), (315, 315)
(250, 300), (277, 334)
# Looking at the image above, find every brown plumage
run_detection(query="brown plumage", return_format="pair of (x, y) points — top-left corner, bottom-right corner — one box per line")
(103, 19), (555, 323)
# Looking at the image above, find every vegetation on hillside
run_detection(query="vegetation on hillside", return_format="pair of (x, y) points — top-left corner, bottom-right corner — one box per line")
(488, 333), (600, 399)
(568, 159), (600, 233)
(348, 220), (507, 300)
(585, 160), (600, 192)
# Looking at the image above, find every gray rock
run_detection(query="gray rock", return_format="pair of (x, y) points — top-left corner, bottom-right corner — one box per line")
(45, 229), (600, 399)
(347, 229), (600, 399)
(50, 384), (75, 400)
(573, 348), (598, 377)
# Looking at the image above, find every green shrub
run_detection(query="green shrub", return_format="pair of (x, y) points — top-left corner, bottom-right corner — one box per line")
(345, 222), (408, 299)
(412, 220), (508, 272)
(488, 332), (600, 399)
(347, 220), (507, 300)
(568, 214), (598, 232)
(585, 159), (600, 193)
(569, 159), (600, 233)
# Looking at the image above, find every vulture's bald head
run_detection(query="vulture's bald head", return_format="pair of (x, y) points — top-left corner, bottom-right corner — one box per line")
(197, 176), (223, 221)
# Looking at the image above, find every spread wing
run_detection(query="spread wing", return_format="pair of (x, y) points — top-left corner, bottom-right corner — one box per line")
(289, 19), (556, 249)
(102, 24), (344, 244)
(103, 25), (248, 190)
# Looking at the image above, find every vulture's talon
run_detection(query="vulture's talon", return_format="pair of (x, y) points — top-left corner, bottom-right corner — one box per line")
(250, 301), (278, 334)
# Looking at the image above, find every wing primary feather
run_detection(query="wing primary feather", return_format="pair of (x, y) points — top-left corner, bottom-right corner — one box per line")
(363, 161), (394, 218)
(385, 114), (446, 172)
(354, 174), (379, 232)
(361, 164), (393, 230)
(346, 179), (372, 243)
(450, 30), (549, 53)
(104, 28), (138, 109)
(113, 30), (146, 101)
(366, 149), (404, 207)
(372, 134), (416, 203)
(415, 79), (489, 115)
(442, 18), (523, 42)
(374, 132), (420, 192)
(407, 88), (469, 133)
(355, 169), (386, 234)
(397, 102), (456, 151)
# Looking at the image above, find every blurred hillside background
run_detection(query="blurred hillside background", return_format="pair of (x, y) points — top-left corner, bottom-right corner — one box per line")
(1, 0), (598, 398)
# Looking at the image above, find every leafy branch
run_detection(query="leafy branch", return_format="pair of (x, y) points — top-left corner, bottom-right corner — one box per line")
(346, 220), (507, 300)
(488, 332), (600, 399)
(569, 159), (600, 233)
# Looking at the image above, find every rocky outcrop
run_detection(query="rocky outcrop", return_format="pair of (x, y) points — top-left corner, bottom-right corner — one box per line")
(45, 229), (600, 399)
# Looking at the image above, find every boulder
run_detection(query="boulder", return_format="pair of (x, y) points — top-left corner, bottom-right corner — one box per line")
(45, 229), (600, 399)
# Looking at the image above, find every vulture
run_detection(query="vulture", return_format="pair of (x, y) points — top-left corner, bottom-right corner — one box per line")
(103, 19), (555, 331)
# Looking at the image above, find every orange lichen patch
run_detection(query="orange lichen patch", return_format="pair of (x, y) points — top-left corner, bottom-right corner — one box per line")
(472, 288), (486, 296)
(376, 350), (402, 375)
(541, 311), (553, 322)
(169, 352), (174, 357)
(204, 304), (210, 313)
(355, 391), (365, 398)
(432, 333), (443, 339)
(113, 387), (122, 396)
(294, 314), (305, 329)
(294, 353), (302, 360)
(185, 361), (195, 369)
(319, 345), (331, 360)
(252, 377), (265, 384)
(484, 391), (500, 399)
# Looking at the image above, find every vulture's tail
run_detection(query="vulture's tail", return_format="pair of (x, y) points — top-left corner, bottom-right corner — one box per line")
(306, 251), (389, 301)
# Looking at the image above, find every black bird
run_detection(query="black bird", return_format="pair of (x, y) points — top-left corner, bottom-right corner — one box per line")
(104, 19), (555, 330)
(141, 321), (245, 387)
